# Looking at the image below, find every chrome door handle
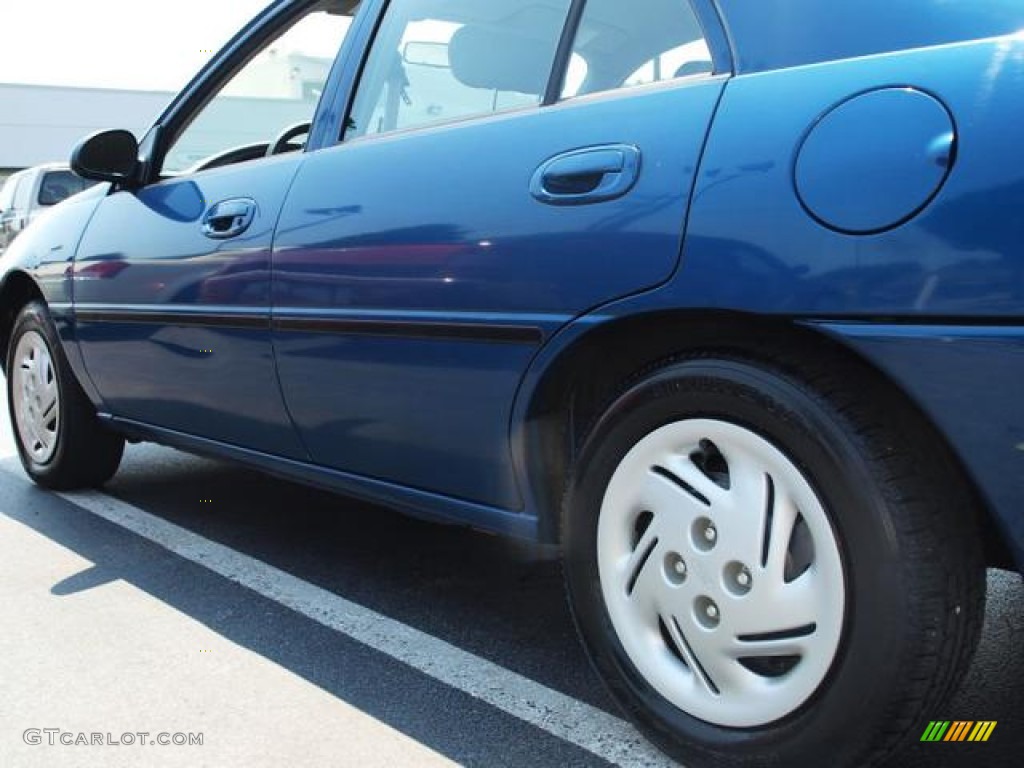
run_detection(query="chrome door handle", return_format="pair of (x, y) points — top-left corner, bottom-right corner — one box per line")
(202, 198), (257, 239)
(530, 144), (642, 206)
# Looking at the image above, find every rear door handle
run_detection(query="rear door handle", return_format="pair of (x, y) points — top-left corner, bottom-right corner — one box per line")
(202, 198), (257, 239)
(530, 144), (641, 205)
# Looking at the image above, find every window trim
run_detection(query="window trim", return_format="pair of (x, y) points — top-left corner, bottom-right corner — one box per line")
(140, 0), (362, 183)
(692, 0), (735, 76)
(558, 0), (731, 102)
(339, 0), (577, 144)
(330, 0), (733, 147)
(308, 0), (388, 151)
(543, 0), (588, 105)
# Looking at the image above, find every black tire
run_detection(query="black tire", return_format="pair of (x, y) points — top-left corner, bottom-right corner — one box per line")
(562, 353), (984, 768)
(6, 300), (123, 489)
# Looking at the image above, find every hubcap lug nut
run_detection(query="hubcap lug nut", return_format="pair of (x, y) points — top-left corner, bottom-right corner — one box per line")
(724, 562), (753, 596)
(691, 517), (718, 552)
(665, 553), (688, 586)
(695, 596), (721, 629)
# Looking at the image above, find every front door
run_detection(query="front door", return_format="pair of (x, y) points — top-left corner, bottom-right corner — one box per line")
(73, 5), (356, 457)
(272, 0), (728, 507)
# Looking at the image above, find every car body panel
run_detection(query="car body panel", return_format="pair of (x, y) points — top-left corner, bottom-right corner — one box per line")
(0, 184), (108, 403)
(714, 0), (1024, 74)
(678, 36), (1024, 317)
(509, 33), (1024, 561)
(0, 164), (98, 253)
(101, 412), (539, 540)
(0, 0), (1022, 572)
(71, 156), (308, 458)
(272, 78), (726, 508)
(814, 322), (1024, 567)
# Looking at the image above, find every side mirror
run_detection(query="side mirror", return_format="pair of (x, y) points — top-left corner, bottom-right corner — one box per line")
(71, 129), (139, 183)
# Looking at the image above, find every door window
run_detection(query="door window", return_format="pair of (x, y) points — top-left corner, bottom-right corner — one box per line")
(345, 0), (572, 140)
(561, 0), (712, 98)
(161, 2), (358, 175)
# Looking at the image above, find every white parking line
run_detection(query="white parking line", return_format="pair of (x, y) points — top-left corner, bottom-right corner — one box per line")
(0, 436), (16, 459)
(0, 459), (676, 768)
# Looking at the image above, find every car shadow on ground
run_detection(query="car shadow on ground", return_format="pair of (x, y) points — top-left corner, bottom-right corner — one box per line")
(4, 443), (1023, 767)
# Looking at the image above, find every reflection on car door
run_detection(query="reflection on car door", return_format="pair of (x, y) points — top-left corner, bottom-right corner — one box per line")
(73, 157), (308, 458)
(271, 0), (726, 508)
(71, 3), (355, 457)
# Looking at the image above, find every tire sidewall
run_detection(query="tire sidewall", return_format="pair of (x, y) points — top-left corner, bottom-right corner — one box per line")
(6, 301), (76, 483)
(564, 359), (917, 764)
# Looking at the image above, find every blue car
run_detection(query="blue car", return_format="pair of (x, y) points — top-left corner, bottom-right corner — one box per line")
(3, 0), (1023, 764)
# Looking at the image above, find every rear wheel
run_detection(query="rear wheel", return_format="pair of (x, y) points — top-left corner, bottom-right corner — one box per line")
(6, 301), (123, 489)
(562, 354), (984, 768)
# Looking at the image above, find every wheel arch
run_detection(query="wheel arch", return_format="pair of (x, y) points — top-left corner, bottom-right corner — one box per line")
(0, 270), (45, 370)
(521, 309), (1008, 565)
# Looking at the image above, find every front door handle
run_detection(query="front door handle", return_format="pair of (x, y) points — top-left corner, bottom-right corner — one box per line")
(202, 198), (257, 239)
(530, 144), (641, 206)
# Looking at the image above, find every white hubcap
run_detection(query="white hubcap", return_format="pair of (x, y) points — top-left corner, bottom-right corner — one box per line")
(598, 419), (845, 727)
(12, 330), (60, 464)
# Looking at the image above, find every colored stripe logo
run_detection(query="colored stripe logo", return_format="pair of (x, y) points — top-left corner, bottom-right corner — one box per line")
(920, 721), (997, 742)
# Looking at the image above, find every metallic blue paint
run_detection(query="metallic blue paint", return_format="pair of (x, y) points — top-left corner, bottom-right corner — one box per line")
(102, 413), (539, 541)
(793, 88), (956, 234)
(0, 184), (108, 403)
(713, 0), (1024, 74)
(272, 78), (724, 507)
(812, 322), (1024, 567)
(2, 0), (1023, 569)
(679, 37), (1024, 316)
(0, 184), (107, 308)
(529, 144), (643, 206)
(72, 156), (308, 458)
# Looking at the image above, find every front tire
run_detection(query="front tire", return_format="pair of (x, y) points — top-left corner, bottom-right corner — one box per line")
(562, 355), (984, 768)
(6, 301), (123, 489)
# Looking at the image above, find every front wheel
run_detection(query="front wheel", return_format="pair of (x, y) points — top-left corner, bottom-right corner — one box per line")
(562, 355), (984, 768)
(6, 301), (123, 489)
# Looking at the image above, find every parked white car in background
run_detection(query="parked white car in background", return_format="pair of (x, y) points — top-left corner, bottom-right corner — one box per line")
(0, 163), (97, 252)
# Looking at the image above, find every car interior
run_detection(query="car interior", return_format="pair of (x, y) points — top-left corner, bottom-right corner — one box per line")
(170, 0), (712, 175)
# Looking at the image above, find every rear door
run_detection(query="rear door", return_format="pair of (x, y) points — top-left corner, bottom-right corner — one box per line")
(272, 0), (729, 508)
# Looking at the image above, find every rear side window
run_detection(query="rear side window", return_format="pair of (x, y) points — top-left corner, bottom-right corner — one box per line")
(561, 0), (712, 98)
(345, 0), (572, 139)
(37, 170), (97, 206)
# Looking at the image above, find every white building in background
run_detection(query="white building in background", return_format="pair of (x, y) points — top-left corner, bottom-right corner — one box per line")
(0, 50), (333, 180)
(0, 83), (171, 179)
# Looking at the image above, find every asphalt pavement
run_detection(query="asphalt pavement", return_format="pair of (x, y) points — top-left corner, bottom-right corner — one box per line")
(0, 404), (1021, 767)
